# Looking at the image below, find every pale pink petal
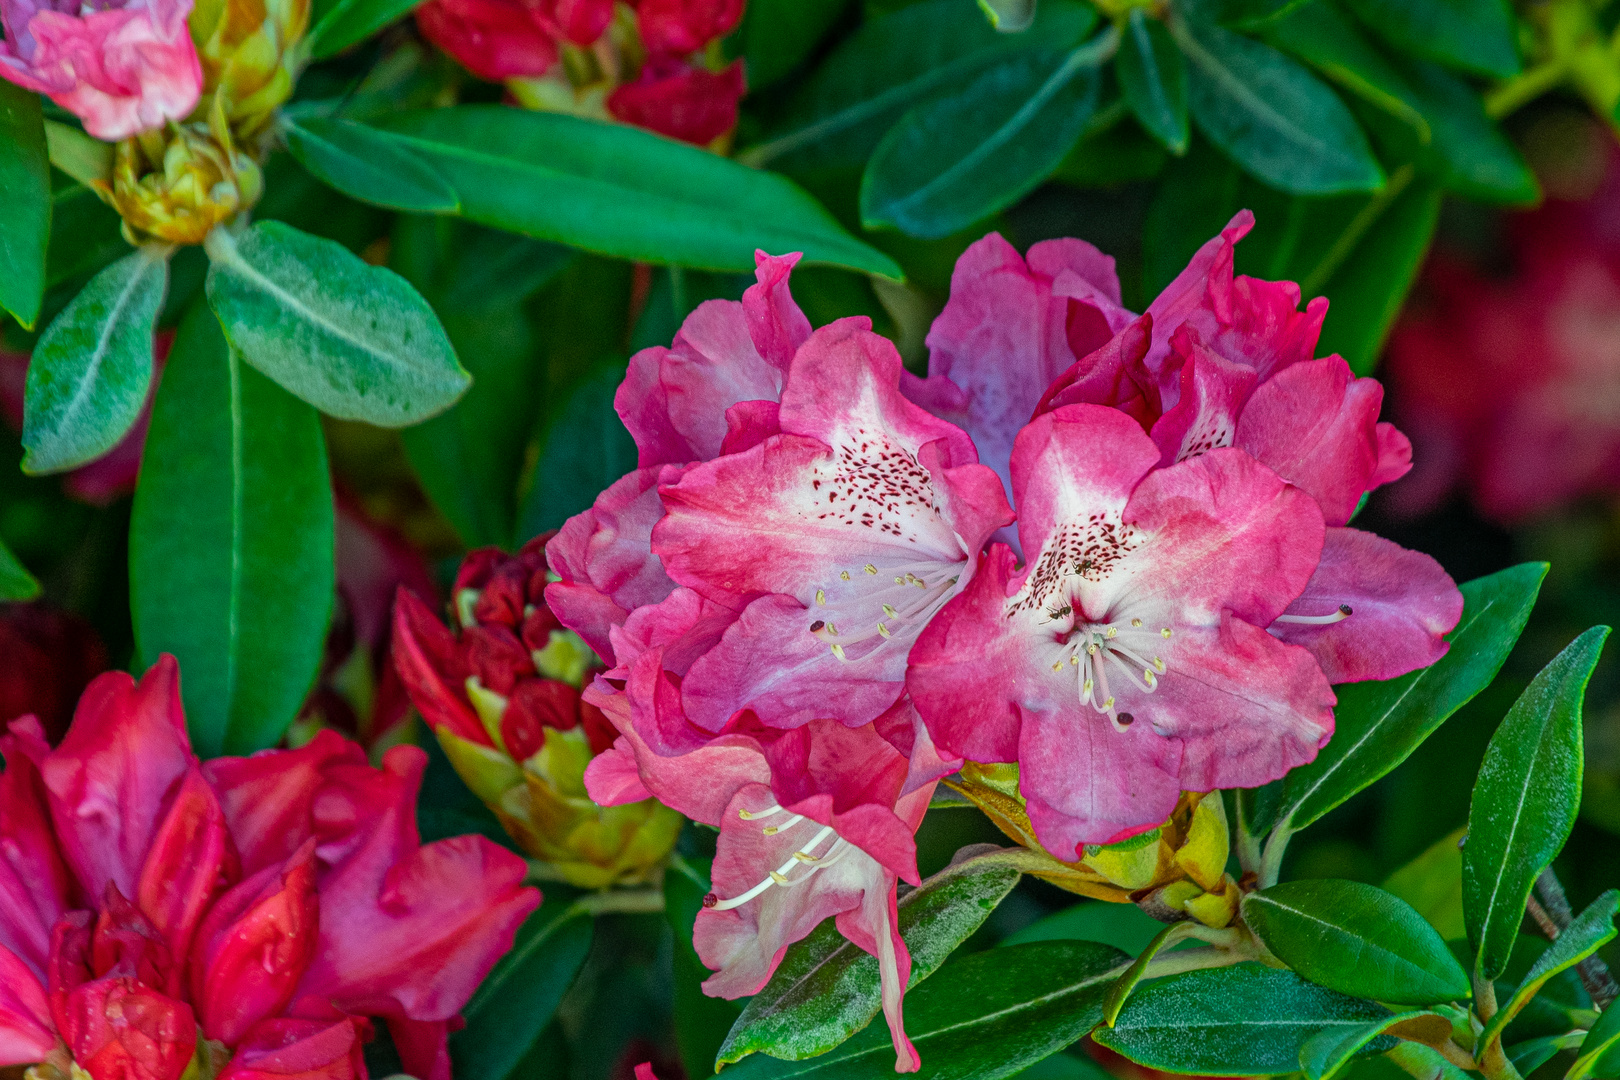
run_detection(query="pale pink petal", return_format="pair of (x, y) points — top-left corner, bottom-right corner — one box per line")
(0, 945), (54, 1068)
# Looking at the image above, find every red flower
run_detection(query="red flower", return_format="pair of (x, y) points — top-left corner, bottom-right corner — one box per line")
(607, 60), (745, 147)
(0, 656), (539, 1080)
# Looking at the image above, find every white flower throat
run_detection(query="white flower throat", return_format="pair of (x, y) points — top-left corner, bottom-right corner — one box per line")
(703, 804), (856, 911)
(807, 558), (961, 662)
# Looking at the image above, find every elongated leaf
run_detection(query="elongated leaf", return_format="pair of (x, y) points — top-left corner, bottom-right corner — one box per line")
(46, 184), (126, 289)
(1463, 626), (1609, 980)
(23, 247), (167, 474)
(720, 941), (1127, 1080)
(1570, 990), (1620, 1080)
(861, 38), (1106, 238)
(0, 537), (39, 601)
(752, 0), (1095, 168)
(0, 81), (49, 330)
(1394, 59), (1537, 204)
(738, 0), (853, 92)
(283, 116), (459, 212)
(451, 898), (593, 1080)
(131, 303), (334, 757)
(1117, 11), (1188, 153)
(1175, 15), (1383, 194)
(1480, 889), (1619, 1048)
(306, 0), (424, 56)
(1243, 880), (1470, 1005)
(516, 360), (639, 542)
(1299, 1012), (1453, 1080)
(667, 859), (744, 1079)
(1101, 921), (1200, 1026)
(1341, 0), (1518, 79)
(205, 221), (468, 426)
(369, 108), (902, 278)
(998, 899), (1169, 955)
(1388, 1042), (1471, 1080)
(1270, 563), (1546, 836)
(1264, 0), (1430, 141)
(718, 850), (1023, 1065)
(1382, 828), (1466, 942)
(1096, 963), (1390, 1074)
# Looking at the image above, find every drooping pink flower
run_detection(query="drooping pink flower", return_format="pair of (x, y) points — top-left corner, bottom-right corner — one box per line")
(650, 317), (1012, 731)
(0, 655), (539, 1080)
(0, 0), (201, 140)
(583, 591), (956, 1074)
(1385, 147), (1620, 522)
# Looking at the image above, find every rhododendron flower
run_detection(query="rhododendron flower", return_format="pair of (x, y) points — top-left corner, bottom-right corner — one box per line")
(907, 403), (1460, 856)
(0, 0), (201, 139)
(651, 317), (1012, 730)
(1386, 148), (1620, 522)
(0, 655), (538, 1080)
(414, 0), (599, 82)
(583, 588), (957, 1073)
(393, 537), (683, 887)
(606, 60), (746, 155)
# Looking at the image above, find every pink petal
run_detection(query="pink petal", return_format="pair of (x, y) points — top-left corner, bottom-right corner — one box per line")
(0, 719), (75, 980)
(0, 945), (54, 1068)
(832, 873), (918, 1073)
(1270, 527), (1462, 684)
(57, 976), (198, 1080)
(1371, 422), (1413, 488)
(216, 1016), (366, 1080)
(1147, 334), (1259, 467)
(872, 696), (962, 798)
(388, 1018), (453, 1080)
(1034, 313), (1160, 429)
(389, 588), (487, 747)
(1143, 210), (1254, 381)
(718, 399), (780, 456)
(1009, 404), (1160, 564)
(134, 768), (231, 970)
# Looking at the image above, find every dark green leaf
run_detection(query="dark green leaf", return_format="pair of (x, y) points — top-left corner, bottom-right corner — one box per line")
(751, 0), (1096, 169)
(516, 360), (638, 542)
(1270, 563), (1546, 836)
(370, 108), (902, 278)
(130, 303), (334, 757)
(451, 899), (594, 1080)
(1340, 0), (1519, 79)
(0, 82), (49, 330)
(1298, 1012), (1454, 1080)
(1506, 1035), (1568, 1076)
(0, 537), (40, 601)
(1243, 880), (1470, 1005)
(46, 184), (126, 289)
(1117, 11), (1188, 153)
(204, 221), (468, 427)
(282, 116), (459, 213)
(861, 38), (1106, 238)
(1174, 16), (1384, 194)
(1391, 59), (1537, 204)
(1480, 889), (1618, 1048)
(23, 247), (167, 474)
(718, 850), (1022, 1065)
(306, 0), (425, 57)
(1264, 0), (1430, 141)
(1463, 626), (1609, 980)
(997, 899), (1170, 955)
(737, 0), (853, 91)
(1381, 827), (1466, 942)
(1051, 118), (1169, 187)
(720, 941), (1127, 1080)
(1387, 1042), (1471, 1080)
(1571, 988), (1620, 1079)
(1101, 922), (1200, 1026)
(1095, 964), (1390, 1075)
(666, 859), (744, 1079)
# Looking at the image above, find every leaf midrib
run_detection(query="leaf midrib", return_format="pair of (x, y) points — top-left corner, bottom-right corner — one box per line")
(1249, 894), (1449, 990)
(41, 252), (158, 457)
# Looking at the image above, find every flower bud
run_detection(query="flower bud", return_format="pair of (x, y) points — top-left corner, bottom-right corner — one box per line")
(945, 761), (1242, 928)
(393, 537), (684, 888)
(96, 121), (262, 245)
(188, 0), (311, 136)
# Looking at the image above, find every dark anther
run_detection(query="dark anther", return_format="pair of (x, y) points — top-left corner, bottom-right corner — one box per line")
(1116, 712), (1134, 726)
(1338, 604), (1354, 615)
(702, 893), (719, 909)
(809, 621), (826, 633)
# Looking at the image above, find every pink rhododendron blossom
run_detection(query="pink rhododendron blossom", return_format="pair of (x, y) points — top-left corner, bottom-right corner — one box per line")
(583, 593), (956, 1073)
(652, 317), (1013, 731)
(0, 655), (539, 1080)
(0, 0), (201, 139)
(905, 403), (1452, 856)
(1385, 150), (1620, 521)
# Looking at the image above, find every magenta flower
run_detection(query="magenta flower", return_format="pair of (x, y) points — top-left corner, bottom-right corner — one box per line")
(0, 0), (201, 140)
(0, 655), (539, 1080)
(651, 317), (1012, 731)
(582, 589), (956, 1073)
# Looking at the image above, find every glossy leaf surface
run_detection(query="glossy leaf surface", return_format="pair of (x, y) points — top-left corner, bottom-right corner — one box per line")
(1117, 11), (1188, 153)
(1480, 889), (1618, 1047)
(0, 80), (48, 330)
(1298, 1012), (1453, 1080)
(1341, 0), (1519, 79)
(283, 115), (460, 212)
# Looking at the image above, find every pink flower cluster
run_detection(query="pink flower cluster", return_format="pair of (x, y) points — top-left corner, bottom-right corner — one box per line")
(0, 0), (201, 139)
(415, 0), (746, 145)
(547, 214), (1463, 1070)
(0, 655), (539, 1080)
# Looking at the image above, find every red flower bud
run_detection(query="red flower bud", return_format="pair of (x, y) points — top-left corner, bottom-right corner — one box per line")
(636, 0), (744, 56)
(463, 625), (536, 695)
(606, 61), (745, 146)
(520, 606), (562, 652)
(453, 548), (509, 597)
(91, 888), (178, 996)
(216, 1017), (367, 1080)
(473, 563), (529, 629)
(56, 978), (198, 1080)
(134, 769), (235, 972)
(391, 589), (487, 747)
(503, 680), (582, 760)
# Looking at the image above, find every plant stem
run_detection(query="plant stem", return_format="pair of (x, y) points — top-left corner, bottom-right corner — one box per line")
(573, 888), (667, 916)
(1484, 60), (1569, 119)
(1533, 868), (1620, 1008)
(1138, 945), (1249, 979)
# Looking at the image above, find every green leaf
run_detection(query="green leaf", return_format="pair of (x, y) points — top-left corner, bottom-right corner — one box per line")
(1243, 880), (1471, 1005)
(860, 35), (1108, 238)
(736, 0), (854, 91)
(1298, 1012), (1454, 1080)
(718, 849), (1023, 1066)
(450, 898), (594, 1080)
(282, 116), (459, 213)
(666, 858), (744, 1079)
(1387, 1041), (1472, 1080)
(1505, 1035), (1570, 1076)
(0, 81), (49, 330)
(23, 247), (167, 474)
(751, 0), (1096, 169)
(719, 941), (1127, 1080)
(1570, 990), (1620, 1080)
(1268, 563), (1546, 837)
(369, 108), (902, 278)
(1117, 11), (1188, 153)
(980, 0), (1036, 31)
(1173, 15), (1384, 195)
(998, 899), (1171, 955)
(516, 360), (639, 542)
(306, 0), (425, 57)
(1382, 828), (1466, 942)
(46, 184), (127, 289)
(1096, 963), (1391, 1075)
(1463, 626), (1609, 980)
(1480, 889), (1619, 1048)
(1263, 0), (1430, 142)
(42, 119), (113, 188)
(0, 537), (40, 602)
(130, 303), (335, 758)
(1101, 921), (1201, 1026)
(204, 221), (468, 427)
(1391, 59), (1537, 204)
(1340, 0), (1519, 79)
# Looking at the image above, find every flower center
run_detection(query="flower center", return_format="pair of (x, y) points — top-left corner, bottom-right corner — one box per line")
(1049, 615), (1173, 732)
(807, 559), (961, 662)
(702, 804), (855, 911)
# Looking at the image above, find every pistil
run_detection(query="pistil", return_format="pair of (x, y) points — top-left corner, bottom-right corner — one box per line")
(704, 804), (856, 911)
